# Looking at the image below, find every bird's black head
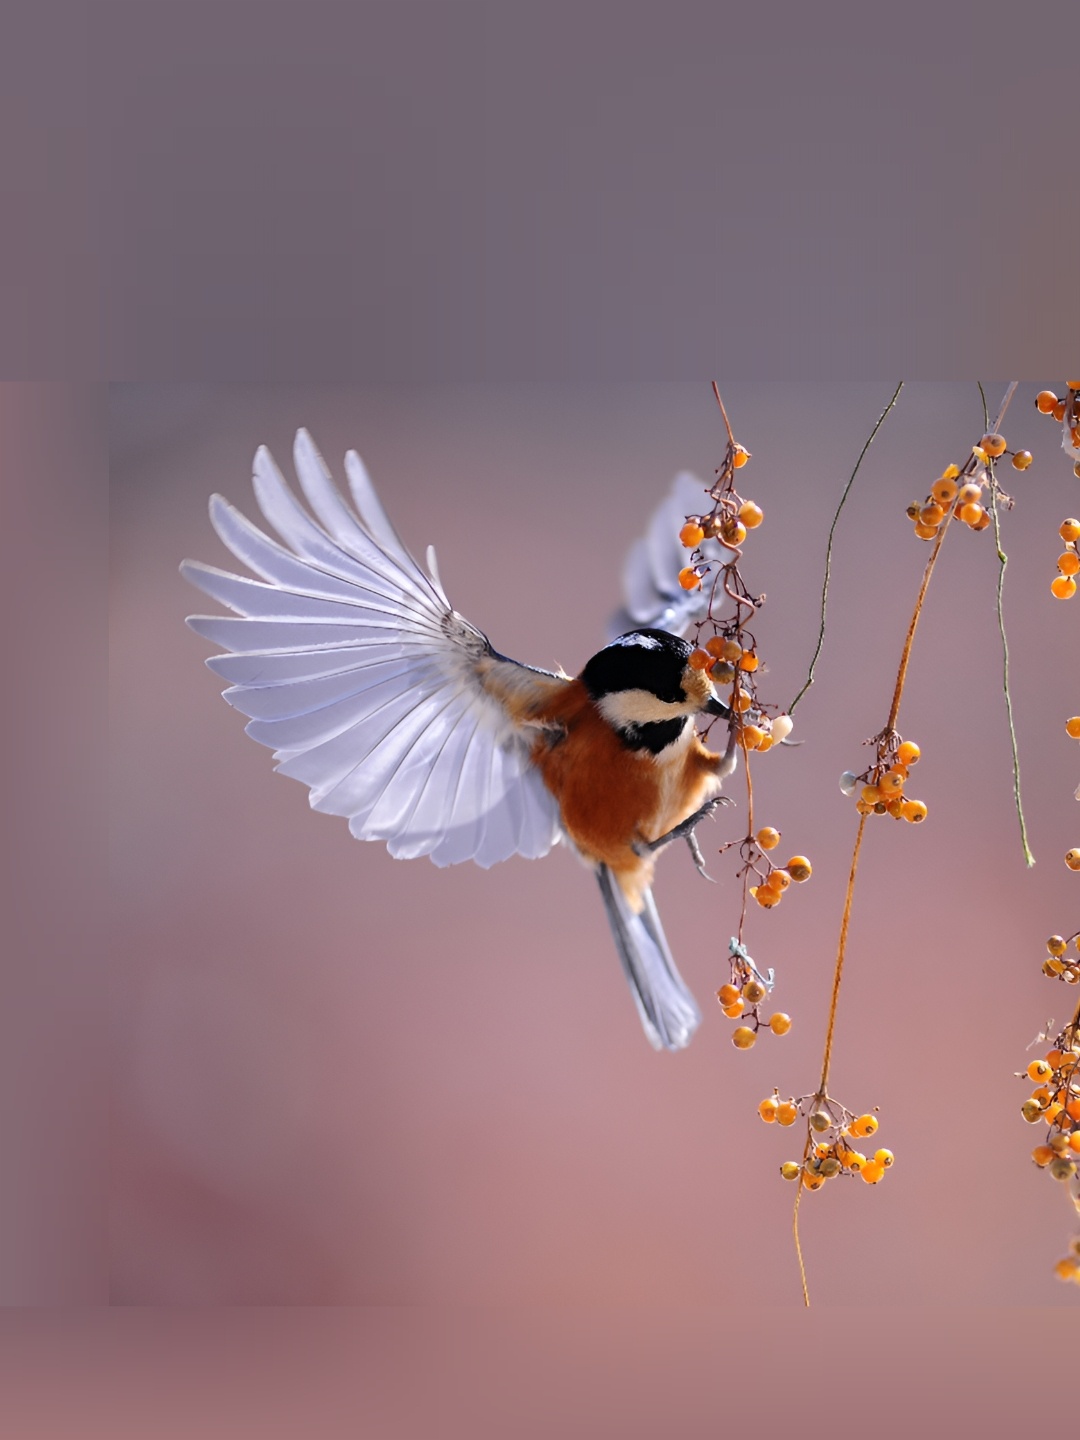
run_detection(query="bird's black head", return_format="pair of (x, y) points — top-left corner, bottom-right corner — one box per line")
(581, 629), (728, 753)
(582, 629), (693, 706)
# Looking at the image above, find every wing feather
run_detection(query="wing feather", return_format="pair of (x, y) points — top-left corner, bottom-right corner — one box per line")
(184, 434), (567, 866)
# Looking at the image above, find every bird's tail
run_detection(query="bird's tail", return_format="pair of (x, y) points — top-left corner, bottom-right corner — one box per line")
(595, 865), (701, 1051)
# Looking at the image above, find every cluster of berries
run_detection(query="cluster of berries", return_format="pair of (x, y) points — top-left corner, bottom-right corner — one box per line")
(1042, 933), (1080, 983)
(740, 827), (812, 910)
(1035, 385), (1080, 477)
(840, 734), (927, 823)
(716, 937), (791, 1050)
(1052, 518), (1080, 601)
(1020, 1024), (1080, 1186)
(760, 1092), (892, 1190)
(677, 442), (755, 592)
(685, 635), (794, 756)
(905, 433), (1026, 544)
(1054, 1237), (1080, 1286)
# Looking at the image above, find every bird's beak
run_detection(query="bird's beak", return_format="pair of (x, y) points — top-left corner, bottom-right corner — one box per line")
(703, 695), (731, 718)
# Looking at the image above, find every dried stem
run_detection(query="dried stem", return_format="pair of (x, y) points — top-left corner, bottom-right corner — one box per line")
(789, 382), (904, 715)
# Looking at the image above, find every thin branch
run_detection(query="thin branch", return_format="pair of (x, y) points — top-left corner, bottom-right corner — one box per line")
(788, 383), (903, 714)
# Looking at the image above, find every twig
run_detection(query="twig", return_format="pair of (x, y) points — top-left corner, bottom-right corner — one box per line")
(789, 383), (904, 715)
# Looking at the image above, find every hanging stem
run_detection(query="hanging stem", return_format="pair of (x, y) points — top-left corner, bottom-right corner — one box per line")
(789, 383), (904, 715)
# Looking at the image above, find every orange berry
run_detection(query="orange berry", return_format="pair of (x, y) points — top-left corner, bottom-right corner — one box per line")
(1061, 519), (1080, 544)
(1036, 390), (1059, 414)
(861, 784), (881, 805)
(896, 741), (920, 765)
(717, 983), (740, 1006)
(960, 502), (985, 527)
(769, 1012), (792, 1035)
(851, 1114), (878, 1139)
(739, 501), (764, 528)
(931, 478), (958, 505)
(901, 799), (927, 823)
(1058, 552), (1080, 577)
(1065, 849), (1080, 871)
(719, 638), (742, 662)
(1032, 1145), (1054, 1167)
(731, 1026), (756, 1049)
(776, 1102), (798, 1127)
(1070, 1133), (1080, 1153)
(750, 886), (778, 909)
(759, 1096), (779, 1123)
(688, 647), (712, 670)
(738, 650), (759, 672)
(972, 509), (991, 531)
(981, 433), (1007, 457)
(733, 690), (752, 712)
(679, 522), (705, 548)
(765, 868), (791, 891)
(958, 482), (983, 505)
(678, 567), (701, 591)
(919, 503), (945, 527)
(785, 857), (812, 882)
(1052, 400), (1067, 422)
(913, 521), (938, 540)
(1051, 576), (1077, 599)
(723, 1000), (745, 1018)
(1066, 717), (1080, 739)
(1011, 450), (1033, 470)
(1028, 1059), (1053, 1082)
(861, 1161), (885, 1184)
(731, 445), (749, 468)
(719, 518), (747, 547)
(879, 770), (905, 795)
(1047, 937), (1068, 956)
(756, 827), (780, 850)
(704, 636), (727, 658)
(742, 978), (767, 1004)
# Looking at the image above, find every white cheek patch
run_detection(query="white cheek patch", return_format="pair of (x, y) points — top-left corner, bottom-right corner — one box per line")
(597, 688), (689, 729)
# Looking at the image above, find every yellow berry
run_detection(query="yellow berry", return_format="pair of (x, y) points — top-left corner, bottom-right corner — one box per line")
(1061, 519), (1080, 544)
(781, 1161), (801, 1180)
(879, 770), (905, 795)
(719, 638), (742, 662)
(1021, 1098), (1043, 1123)
(776, 1102), (798, 1127)
(786, 856), (812, 882)
(679, 522), (705, 548)
(678, 567), (701, 591)
(720, 518), (747, 547)
(1036, 390), (1059, 414)
(1055, 1257), (1080, 1280)
(1049, 1157), (1077, 1181)
(759, 1096), (779, 1123)
(931, 478), (958, 505)
(769, 1012), (792, 1036)
(901, 799), (927, 823)
(809, 1108), (832, 1134)
(896, 741), (920, 765)
(874, 1148), (894, 1167)
(733, 690), (752, 713)
(1065, 849), (1080, 871)
(1047, 936), (1068, 956)
(851, 1114), (878, 1139)
(732, 1026), (756, 1050)
(981, 433), (1007, 457)
(861, 1161), (886, 1184)
(846, 1151), (868, 1173)
(971, 446), (988, 463)
(739, 501), (764, 528)
(1011, 450), (1033, 470)
(1066, 717), (1080, 739)
(756, 827), (780, 850)
(742, 978), (767, 1004)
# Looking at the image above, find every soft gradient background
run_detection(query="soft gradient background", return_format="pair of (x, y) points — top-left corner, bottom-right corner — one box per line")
(111, 381), (1080, 1307)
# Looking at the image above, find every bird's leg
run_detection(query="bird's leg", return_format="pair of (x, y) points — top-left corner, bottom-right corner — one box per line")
(643, 794), (732, 877)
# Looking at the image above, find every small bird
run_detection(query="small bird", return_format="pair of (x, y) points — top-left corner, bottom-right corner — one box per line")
(183, 432), (738, 1050)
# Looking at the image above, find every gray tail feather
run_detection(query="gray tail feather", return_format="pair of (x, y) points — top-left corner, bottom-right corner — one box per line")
(596, 865), (701, 1051)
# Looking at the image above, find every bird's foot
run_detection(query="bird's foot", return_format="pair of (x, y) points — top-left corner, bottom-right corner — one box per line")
(645, 795), (731, 877)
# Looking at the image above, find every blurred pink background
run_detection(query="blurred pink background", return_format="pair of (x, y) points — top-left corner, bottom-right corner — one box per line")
(110, 382), (1079, 1304)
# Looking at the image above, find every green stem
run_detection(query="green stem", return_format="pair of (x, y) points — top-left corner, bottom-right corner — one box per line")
(788, 383), (903, 714)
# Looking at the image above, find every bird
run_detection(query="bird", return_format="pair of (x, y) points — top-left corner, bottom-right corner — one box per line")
(182, 431), (739, 1051)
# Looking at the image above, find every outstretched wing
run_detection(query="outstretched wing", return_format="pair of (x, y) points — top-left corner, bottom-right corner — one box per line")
(182, 429), (567, 868)
(609, 471), (726, 639)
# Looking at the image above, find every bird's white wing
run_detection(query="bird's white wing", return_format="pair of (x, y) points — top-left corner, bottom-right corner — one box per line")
(183, 429), (567, 868)
(609, 471), (726, 639)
